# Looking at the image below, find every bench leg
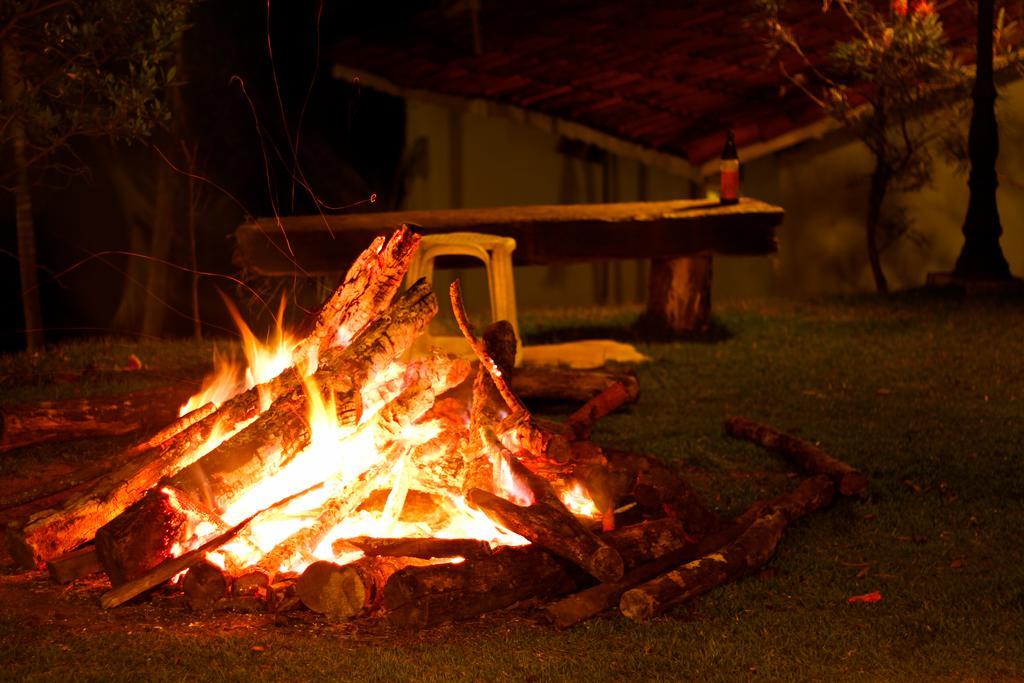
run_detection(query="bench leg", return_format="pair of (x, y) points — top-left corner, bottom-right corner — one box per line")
(646, 253), (712, 333)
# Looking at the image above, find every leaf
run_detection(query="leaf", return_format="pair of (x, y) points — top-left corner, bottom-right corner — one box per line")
(847, 591), (883, 604)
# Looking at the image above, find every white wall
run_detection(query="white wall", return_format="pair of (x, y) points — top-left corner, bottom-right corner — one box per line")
(402, 84), (1024, 308)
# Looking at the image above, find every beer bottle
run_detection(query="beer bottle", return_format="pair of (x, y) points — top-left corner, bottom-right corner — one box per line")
(720, 129), (740, 205)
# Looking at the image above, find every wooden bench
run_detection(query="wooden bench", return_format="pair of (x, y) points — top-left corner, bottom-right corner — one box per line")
(234, 197), (783, 333)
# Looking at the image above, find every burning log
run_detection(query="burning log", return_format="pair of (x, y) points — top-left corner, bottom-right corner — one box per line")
(292, 226), (421, 369)
(6, 385), (264, 568)
(544, 475), (836, 628)
(94, 485), (226, 586)
(619, 510), (788, 623)
(0, 383), (199, 453)
(296, 556), (429, 618)
(566, 381), (636, 440)
(467, 430), (623, 583)
(100, 485), (319, 609)
(724, 417), (868, 496)
(510, 367), (640, 406)
(46, 545), (102, 584)
(253, 372), (451, 576)
(12, 279), (439, 573)
(343, 537), (493, 561)
(170, 278), (440, 513)
(181, 560), (229, 610)
(4, 232), (425, 570)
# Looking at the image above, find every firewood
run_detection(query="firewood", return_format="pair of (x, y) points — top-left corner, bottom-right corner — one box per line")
(497, 411), (572, 464)
(342, 537), (493, 560)
(448, 280), (527, 416)
(253, 379), (441, 575)
(292, 226), (420, 369)
(565, 381), (635, 439)
(470, 321), (517, 442)
(510, 367), (640, 405)
(467, 452), (623, 583)
(267, 579), (300, 612)
(544, 475), (835, 628)
(619, 509), (789, 622)
(100, 484), (319, 609)
(384, 546), (586, 629)
(232, 568), (271, 596)
(5, 237), (426, 569)
(603, 449), (721, 536)
(46, 545), (102, 584)
(382, 517), (694, 629)
(93, 486), (225, 586)
(296, 556), (428, 618)
(182, 560), (229, 610)
(724, 417), (868, 496)
(9, 281), (440, 572)
(0, 383), (199, 453)
(169, 279), (440, 512)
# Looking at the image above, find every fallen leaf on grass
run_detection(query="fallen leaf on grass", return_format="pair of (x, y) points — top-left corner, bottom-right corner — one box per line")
(847, 591), (883, 604)
(875, 388), (892, 396)
(251, 645), (266, 652)
(950, 558), (965, 569)
(856, 565), (870, 579)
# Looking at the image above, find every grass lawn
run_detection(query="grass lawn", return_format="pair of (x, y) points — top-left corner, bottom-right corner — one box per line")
(1, 292), (1022, 681)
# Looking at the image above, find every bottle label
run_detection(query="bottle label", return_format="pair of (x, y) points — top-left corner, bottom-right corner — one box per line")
(720, 163), (740, 202)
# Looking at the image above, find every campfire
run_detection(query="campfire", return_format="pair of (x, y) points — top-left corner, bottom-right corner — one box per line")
(6, 227), (866, 627)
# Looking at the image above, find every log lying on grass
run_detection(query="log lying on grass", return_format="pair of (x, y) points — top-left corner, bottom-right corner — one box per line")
(566, 381), (636, 440)
(509, 367), (639, 405)
(0, 383), (199, 453)
(544, 475), (835, 628)
(724, 417), (868, 496)
(296, 556), (428, 618)
(619, 509), (788, 622)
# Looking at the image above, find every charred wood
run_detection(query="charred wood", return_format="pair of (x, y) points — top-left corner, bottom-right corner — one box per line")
(46, 545), (102, 584)
(296, 556), (428, 618)
(724, 417), (868, 496)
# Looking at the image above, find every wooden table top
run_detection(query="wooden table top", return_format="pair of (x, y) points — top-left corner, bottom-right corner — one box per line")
(235, 197), (783, 276)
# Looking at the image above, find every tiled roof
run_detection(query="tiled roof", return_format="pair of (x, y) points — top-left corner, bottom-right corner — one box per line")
(329, 1), (977, 171)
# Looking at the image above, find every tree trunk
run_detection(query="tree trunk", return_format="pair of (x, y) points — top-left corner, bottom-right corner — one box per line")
(141, 160), (176, 337)
(646, 253), (712, 334)
(2, 42), (43, 350)
(866, 160), (890, 294)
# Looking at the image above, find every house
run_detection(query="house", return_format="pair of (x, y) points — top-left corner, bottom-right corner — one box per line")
(327, 0), (1024, 305)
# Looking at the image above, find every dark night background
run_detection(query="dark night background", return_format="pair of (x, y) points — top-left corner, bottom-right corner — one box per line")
(0, 1), (418, 351)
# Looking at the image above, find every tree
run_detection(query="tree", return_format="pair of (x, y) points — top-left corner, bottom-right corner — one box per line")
(756, 0), (972, 293)
(1, 0), (193, 349)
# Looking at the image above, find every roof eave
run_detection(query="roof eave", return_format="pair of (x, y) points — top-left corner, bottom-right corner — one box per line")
(332, 63), (842, 184)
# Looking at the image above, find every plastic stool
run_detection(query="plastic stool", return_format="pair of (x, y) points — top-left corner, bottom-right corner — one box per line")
(404, 232), (521, 363)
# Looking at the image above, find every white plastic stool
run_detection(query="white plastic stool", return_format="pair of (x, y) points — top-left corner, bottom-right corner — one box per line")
(404, 232), (521, 364)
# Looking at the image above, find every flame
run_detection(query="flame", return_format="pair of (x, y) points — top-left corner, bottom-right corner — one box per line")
(560, 481), (600, 518)
(179, 295), (298, 417)
(169, 291), (549, 577)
